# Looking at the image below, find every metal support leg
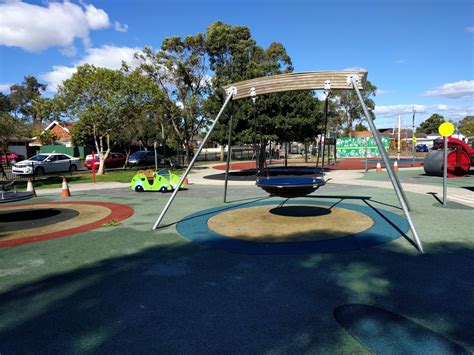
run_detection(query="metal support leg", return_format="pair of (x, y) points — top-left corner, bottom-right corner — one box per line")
(350, 76), (424, 253)
(153, 87), (237, 229)
(223, 103), (234, 203)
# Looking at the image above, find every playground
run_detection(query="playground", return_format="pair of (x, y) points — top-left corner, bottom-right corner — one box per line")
(0, 160), (473, 353)
(0, 71), (473, 353)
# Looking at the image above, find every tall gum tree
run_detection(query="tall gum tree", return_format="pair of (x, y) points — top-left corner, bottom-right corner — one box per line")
(134, 34), (210, 164)
(204, 22), (321, 170)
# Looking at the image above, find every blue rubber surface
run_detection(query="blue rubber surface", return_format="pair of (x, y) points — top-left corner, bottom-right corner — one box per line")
(176, 199), (409, 255)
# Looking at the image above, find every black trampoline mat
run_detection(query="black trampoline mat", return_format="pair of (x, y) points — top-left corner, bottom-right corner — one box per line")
(0, 208), (80, 232)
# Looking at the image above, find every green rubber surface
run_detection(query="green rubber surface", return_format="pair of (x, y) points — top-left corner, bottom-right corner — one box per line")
(0, 183), (473, 353)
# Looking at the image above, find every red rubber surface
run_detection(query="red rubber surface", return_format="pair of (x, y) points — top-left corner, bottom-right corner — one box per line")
(0, 201), (134, 247)
(212, 158), (423, 171)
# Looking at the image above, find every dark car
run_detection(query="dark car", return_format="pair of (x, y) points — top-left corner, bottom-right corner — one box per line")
(415, 144), (429, 152)
(84, 152), (126, 169)
(0, 151), (25, 164)
(127, 150), (161, 167)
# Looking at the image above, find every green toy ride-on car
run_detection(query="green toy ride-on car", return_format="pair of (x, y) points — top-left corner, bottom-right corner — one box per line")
(130, 169), (188, 192)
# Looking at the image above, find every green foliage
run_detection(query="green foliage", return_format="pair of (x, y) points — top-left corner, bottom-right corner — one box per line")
(354, 122), (369, 131)
(8, 76), (47, 122)
(134, 34), (209, 163)
(457, 116), (474, 138)
(0, 112), (28, 151)
(204, 22), (321, 167)
(335, 80), (377, 137)
(53, 64), (164, 174)
(417, 113), (445, 134)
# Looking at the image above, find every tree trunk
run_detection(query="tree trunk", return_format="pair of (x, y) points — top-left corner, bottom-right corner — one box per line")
(123, 147), (131, 170)
(257, 141), (267, 173)
(220, 145), (225, 162)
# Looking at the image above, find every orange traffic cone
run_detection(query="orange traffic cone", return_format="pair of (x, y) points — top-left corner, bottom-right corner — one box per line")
(376, 162), (382, 173)
(394, 160), (399, 172)
(184, 178), (189, 185)
(26, 179), (37, 197)
(60, 177), (71, 198)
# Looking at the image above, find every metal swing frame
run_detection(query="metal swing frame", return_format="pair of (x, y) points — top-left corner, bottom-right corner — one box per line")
(152, 70), (424, 254)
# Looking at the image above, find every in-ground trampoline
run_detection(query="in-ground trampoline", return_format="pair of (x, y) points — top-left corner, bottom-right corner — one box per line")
(176, 199), (409, 255)
(0, 201), (134, 247)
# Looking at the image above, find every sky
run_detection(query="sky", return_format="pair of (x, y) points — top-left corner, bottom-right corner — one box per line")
(0, 0), (473, 128)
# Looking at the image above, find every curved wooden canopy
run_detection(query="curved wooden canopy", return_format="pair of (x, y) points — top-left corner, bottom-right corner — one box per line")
(225, 70), (368, 100)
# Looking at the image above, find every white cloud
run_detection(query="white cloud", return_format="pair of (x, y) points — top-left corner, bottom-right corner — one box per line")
(0, 83), (13, 93)
(465, 26), (474, 32)
(374, 104), (473, 120)
(423, 80), (474, 99)
(0, 0), (112, 52)
(374, 104), (427, 116)
(41, 45), (141, 91)
(114, 21), (128, 32)
(376, 89), (395, 95)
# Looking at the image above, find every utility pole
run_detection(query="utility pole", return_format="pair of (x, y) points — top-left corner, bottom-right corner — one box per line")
(397, 114), (402, 160)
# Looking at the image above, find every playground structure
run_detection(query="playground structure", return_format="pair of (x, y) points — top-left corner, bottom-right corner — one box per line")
(130, 169), (188, 192)
(152, 70), (425, 253)
(424, 137), (474, 178)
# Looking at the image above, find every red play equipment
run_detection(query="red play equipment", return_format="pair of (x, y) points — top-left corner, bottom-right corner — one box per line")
(424, 137), (474, 178)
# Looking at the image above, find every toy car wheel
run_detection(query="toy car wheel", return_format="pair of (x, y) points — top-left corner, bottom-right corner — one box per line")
(135, 185), (144, 192)
(159, 186), (167, 193)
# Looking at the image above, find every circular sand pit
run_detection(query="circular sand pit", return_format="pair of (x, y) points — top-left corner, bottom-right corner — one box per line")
(0, 201), (134, 247)
(208, 204), (373, 243)
(176, 199), (409, 254)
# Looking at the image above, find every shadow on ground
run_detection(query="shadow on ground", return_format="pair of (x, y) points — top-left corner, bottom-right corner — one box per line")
(1, 240), (473, 353)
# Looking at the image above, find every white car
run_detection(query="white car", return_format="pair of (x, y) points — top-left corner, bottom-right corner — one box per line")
(12, 153), (80, 176)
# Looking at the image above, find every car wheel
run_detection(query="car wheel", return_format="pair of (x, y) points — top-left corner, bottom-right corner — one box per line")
(159, 186), (167, 193)
(135, 185), (144, 192)
(35, 167), (45, 176)
(69, 164), (77, 172)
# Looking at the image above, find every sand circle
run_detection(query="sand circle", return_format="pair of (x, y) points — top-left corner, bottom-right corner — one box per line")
(208, 204), (374, 243)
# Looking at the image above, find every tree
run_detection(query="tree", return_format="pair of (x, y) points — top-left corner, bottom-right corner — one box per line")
(55, 64), (163, 174)
(9, 76), (47, 123)
(134, 33), (210, 164)
(334, 80), (377, 137)
(204, 22), (321, 169)
(0, 112), (27, 157)
(417, 113), (445, 134)
(458, 116), (474, 138)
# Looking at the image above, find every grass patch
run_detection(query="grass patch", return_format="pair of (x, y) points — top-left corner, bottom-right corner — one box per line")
(13, 168), (187, 190)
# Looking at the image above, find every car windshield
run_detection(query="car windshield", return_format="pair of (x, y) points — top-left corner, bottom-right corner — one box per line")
(29, 154), (49, 162)
(130, 151), (146, 158)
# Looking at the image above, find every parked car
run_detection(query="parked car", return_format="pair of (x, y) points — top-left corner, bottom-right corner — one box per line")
(0, 151), (25, 164)
(12, 153), (80, 176)
(84, 152), (126, 169)
(127, 150), (161, 168)
(415, 144), (429, 152)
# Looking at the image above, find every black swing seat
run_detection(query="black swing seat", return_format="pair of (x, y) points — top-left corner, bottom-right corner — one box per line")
(256, 176), (326, 198)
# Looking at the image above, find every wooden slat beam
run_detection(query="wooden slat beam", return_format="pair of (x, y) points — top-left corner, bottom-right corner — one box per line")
(224, 70), (368, 100)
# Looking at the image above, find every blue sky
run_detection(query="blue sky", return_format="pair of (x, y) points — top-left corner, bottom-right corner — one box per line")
(0, 0), (473, 128)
